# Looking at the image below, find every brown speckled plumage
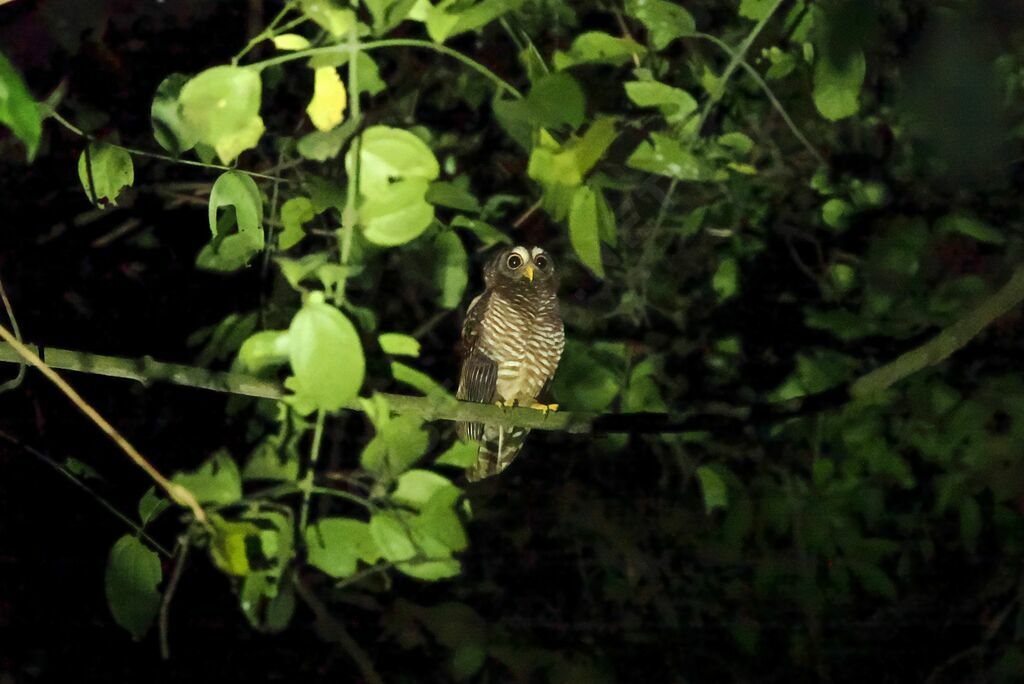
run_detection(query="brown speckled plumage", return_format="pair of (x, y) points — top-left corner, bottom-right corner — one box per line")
(456, 246), (565, 481)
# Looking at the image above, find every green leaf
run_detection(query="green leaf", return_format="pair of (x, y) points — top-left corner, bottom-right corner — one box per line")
(138, 487), (169, 526)
(271, 33), (312, 51)
(450, 216), (511, 247)
(822, 198), (853, 230)
(695, 465), (729, 513)
(712, 256), (739, 300)
(300, 0), (356, 37)
(935, 213), (1005, 245)
(551, 340), (625, 412)
(361, 178), (436, 246)
(151, 73), (198, 156)
(306, 66), (347, 132)
(369, 510), (418, 561)
(297, 116), (359, 161)
(738, 0), (775, 20)
(277, 253), (332, 291)
(366, 0), (418, 34)
(237, 329), (291, 373)
(105, 535), (162, 640)
(393, 469), (457, 509)
(351, 125), (440, 198)
(0, 51), (41, 161)
(813, 51), (866, 121)
(392, 361), (454, 400)
(625, 0), (696, 50)
(624, 80), (697, 124)
(628, 132), (716, 181)
(434, 230), (469, 308)
(436, 439), (479, 468)
(848, 560), (897, 600)
(569, 185), (605, 278)
(198, 171), (265, 272)
(243, 439), (300, 482)
(427, 181), (481, 213)
(528, 118), (618, 190)
(77, 143), (134, 207)
(361, 413), (429, 478)
(172, 450), (242, 505)
(179, 66), (264, 163)
(524, 72), (586, 130)
(553, 32), (646, 70)
(305, 517), (379, 578)
(288, 293), (365, 412)
(379, 333), (421, 357)
(279, 197), (315, 250)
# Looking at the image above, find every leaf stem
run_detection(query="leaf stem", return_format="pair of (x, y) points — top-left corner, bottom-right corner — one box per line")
(298, 409), (327, 532)
(247, 38), (524, 100)
(48, 110), (288, 183)
(695, 0), (786, 135)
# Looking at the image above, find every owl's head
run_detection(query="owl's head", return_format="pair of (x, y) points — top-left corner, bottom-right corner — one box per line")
(484, 245), (557, 291)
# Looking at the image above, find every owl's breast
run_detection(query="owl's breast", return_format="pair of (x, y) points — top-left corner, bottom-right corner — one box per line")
(481, 294), (564, 403)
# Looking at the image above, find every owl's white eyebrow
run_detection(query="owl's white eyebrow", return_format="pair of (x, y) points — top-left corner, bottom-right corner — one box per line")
(530, 247), (546, 258)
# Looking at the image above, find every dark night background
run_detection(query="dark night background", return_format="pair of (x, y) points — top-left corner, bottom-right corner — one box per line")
(2, 1), (1024, 682)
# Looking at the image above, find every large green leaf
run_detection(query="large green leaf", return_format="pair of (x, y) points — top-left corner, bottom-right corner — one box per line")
(305, 517), (380, 578)
(0, 51), (41, 161)
(361, 178), (436, 246)
(625, 0), (696, 50)
(77, 143), (134, 207)
(434, 230), (469, 309)
(172, 449), (242, 505)
(552, 32), (646, 70)
(288, 293), (365, 412)
(361, 414), (429, 478)
(351, 125), (440, 197)
(151, 73), (197, 156)
(568, 185), (605, 278)
(624, 80), (697, 125)
(300, 0), (356, 37)
(813, 51), (866, 121)
(105, 535), (162, 640)
(179, 66), (264, 163)
(198, 171), (265, 271)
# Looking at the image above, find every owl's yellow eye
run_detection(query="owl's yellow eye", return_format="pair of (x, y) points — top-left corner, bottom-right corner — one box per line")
(507, 254), (523, 269)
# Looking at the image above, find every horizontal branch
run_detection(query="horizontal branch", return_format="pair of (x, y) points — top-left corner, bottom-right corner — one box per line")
(0, 342), (745, 434)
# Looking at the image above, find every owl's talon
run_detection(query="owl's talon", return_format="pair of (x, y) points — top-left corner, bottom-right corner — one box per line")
(529, 402), (559, 414)
(495, 399), (518, 408)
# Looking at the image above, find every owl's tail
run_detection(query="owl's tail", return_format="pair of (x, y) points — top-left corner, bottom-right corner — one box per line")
(462, 423), (530, 482)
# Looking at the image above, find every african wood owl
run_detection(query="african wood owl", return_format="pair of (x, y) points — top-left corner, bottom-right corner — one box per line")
(456, 245), (565, 481)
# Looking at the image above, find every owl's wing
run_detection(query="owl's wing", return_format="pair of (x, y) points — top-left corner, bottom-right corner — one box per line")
(456, 292), (497, 442)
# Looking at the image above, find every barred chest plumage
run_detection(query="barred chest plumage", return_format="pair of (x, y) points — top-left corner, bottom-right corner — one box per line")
(478, 287), (564, 404)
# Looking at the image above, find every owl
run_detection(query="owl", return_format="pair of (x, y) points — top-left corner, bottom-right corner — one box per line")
(456, 245), (565, 481)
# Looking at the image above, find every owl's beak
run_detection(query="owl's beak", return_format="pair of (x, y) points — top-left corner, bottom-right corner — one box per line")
(524, 264), (535, 282)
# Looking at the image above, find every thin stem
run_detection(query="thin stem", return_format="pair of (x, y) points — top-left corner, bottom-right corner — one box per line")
(0, 322), (209, 526)
(0, 274), (25, 392)
(160, 533), (192, 660)
(248, 38), (524, 100)
(48, 111), (288, 183)
(298, 409), (327, 532)
(335, 26), (362, 306)
(0, 428), (172, 557)
(232, 1), (296, 66)
(692, 31), (825, 166)
(695, 0), (786, 135)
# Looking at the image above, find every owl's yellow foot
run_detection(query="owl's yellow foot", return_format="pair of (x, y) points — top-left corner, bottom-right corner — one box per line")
(529, 402), (559, 414)
(495, 399), (518, 408)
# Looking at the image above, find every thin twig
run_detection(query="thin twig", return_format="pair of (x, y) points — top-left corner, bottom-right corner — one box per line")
(160, 533), (192, 660)
(0, 273), (25, 392)
(48, 111), (288, 183)
(294, 576), (386, 684)
(298, 410), (327, 533)
(0, 323), (209, 526)
(0, 428), (172, 557)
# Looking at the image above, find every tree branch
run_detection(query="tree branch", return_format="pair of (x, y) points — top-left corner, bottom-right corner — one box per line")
(851, 263), (1024, 398)
(0, 341), (747, 434)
